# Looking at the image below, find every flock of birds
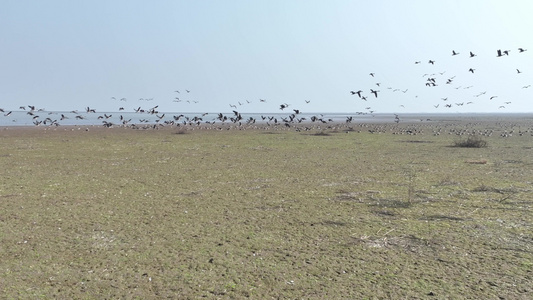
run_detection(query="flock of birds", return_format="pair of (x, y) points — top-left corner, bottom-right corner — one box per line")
(349, 48), (530, 113)
(1, 48), (531, 133)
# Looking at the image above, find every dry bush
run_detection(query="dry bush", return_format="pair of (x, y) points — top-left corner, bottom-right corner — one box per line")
(453, 135), (487, 148)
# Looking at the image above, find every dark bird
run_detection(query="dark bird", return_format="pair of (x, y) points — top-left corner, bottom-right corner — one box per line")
(518, 48), (527, 53)
(469, 51), (477, 58)
(428, 60), (435, 65)
(369, 73), (375, 77)
(497, 49), (503, 57)
(279, 103), (289, 110)
(351, 90), (363, 98)
(490, 96), (498, 100)
(370, 89), (379, 98)
(517, 69), (522, 74)
(305, 100), (310, 103)
(503, 50), (510, 56)
(469, 68), (475, 73)
(452, 50), (460, 56)
(4, 111), (12, 116)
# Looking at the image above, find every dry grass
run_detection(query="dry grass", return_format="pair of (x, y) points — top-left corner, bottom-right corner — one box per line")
(0, 122), (532, 298)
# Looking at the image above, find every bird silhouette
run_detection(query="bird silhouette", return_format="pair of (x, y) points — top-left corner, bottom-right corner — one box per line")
(370, 89), (379, 98)
(469, 51), (477, 57)
(518, 48), (527, 53)
(452, 50), (460, 56)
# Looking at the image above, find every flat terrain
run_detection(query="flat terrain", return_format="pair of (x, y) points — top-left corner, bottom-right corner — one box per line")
(0, 119), (532, 299)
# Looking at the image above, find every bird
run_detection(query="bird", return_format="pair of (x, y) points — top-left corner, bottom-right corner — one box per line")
(469, 68), (475, 73)
(351, 90), (363, 98)
(518, 48), (527, 53)
(428, 60), (435, 64)
(517, 69), (522, 74)
(497, 49), (503, 57)
(369, 73), (375, 77)
(305, 100), (310, 103)
(279, 103), (289, 110)
(370, 89), (379, 98)
(469, 51), (477, 58)
(452, 50), (460, 56)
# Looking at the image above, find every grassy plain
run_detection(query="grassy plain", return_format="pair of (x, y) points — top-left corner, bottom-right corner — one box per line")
(0, 120), (532, 299)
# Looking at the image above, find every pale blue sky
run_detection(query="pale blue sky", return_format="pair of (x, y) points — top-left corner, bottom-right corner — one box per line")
(1, 0), (532, 113)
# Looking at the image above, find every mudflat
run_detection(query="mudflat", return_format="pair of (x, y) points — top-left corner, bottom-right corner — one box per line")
(0, 118), (532, 298)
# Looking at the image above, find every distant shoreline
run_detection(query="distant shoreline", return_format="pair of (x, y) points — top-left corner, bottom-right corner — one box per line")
(1, 112), (533, 128)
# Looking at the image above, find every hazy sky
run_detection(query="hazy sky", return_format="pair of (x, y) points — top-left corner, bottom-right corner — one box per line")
(1, 0), (532, 113)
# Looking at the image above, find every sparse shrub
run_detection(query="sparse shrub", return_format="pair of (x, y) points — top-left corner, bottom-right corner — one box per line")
(174, 129), (188, 134)
(453, 135), (487, 148)
(313, 131), (331, 136)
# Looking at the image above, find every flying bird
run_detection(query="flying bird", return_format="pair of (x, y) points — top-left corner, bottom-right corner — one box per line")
(428, 60), (435, 65)
(469, 68), (475, 73)
(370, 89), (379, 98)
(518, 48), (527, 53)
(469, 51), (477, 57)
(452, 50), (460, 56)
